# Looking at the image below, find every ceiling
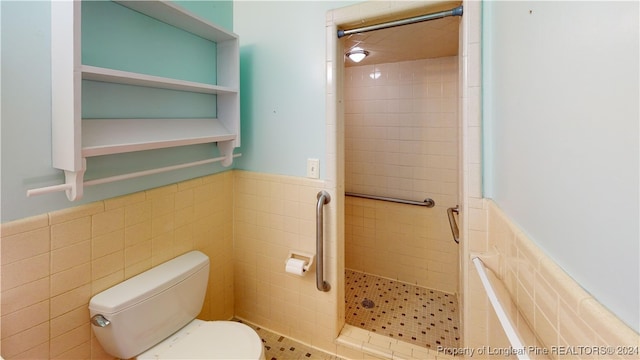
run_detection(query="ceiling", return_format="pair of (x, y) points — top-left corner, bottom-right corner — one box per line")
(341, 5), (461, 67)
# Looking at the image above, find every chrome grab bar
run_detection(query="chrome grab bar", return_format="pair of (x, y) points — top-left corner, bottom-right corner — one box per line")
(345, 192), (435, 208)
(316, 191), (331, 292)
(447, 205), (460, 244)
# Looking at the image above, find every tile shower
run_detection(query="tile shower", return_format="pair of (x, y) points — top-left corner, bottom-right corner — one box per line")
(345, 270), (461, 350)
(344, 56), (461, 349)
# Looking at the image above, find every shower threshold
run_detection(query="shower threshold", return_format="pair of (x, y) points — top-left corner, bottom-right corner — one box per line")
(345, 269), (461, 352)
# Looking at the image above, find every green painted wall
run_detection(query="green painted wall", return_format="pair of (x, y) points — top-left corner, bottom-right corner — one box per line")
(233, 1), (359, 176)
(1, 0), (233, 222)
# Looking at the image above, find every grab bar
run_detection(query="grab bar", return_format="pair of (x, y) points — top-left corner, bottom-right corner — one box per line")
(472, 257), (530, 360)
(316, 191), (331, 292)
(345, 192), (435, 208)
(447, 205), (460, 244)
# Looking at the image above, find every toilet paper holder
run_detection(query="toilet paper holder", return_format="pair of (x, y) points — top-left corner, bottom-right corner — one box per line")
(285, 251), (315, 273)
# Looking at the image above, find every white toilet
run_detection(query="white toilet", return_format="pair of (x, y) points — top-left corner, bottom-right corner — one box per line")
(89, 251), (265, 360)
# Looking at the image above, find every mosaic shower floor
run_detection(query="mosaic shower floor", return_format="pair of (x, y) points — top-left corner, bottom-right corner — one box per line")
(345, 269), (461, 351)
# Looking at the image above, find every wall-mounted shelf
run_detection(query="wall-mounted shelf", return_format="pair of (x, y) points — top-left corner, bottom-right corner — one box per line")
(30, 0), (240, 201)
(81, 66), (238, 94)
(82, 118), (236, 157)
(113, 0), (236, 43)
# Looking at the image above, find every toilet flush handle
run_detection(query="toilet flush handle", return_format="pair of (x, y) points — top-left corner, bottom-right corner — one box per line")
(91, 314), (111, 327)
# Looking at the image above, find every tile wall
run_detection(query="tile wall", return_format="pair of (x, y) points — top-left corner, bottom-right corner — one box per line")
(344, 57), (458, 206)
(344, 57), (459, 294)
(345, 196), (458, 293)
(478, 200), (640, 359)
(0, 172), (235, 359)
(232, 171), (340, 353)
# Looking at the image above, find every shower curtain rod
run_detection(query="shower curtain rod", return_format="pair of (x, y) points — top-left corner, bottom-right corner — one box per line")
(337, 5), (463, 38)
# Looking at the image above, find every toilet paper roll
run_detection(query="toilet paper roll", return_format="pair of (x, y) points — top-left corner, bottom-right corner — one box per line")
(285, 258), (307, 276)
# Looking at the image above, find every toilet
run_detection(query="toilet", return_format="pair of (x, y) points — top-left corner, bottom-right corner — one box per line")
(89, 251), (265, 360)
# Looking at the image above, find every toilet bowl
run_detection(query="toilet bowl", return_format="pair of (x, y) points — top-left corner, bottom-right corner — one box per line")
(89, 251), (265, 360)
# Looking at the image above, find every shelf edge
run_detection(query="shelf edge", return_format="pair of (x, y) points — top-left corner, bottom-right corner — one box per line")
(113, 0), (238, 43)
(82, 134), (237, 157)
(81, 65), (238, 94)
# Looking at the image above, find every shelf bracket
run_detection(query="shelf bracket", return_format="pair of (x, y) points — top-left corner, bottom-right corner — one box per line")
(64, 170), (85, 201)
(218, 141), (234, 167)
(64, 158), (86, 201)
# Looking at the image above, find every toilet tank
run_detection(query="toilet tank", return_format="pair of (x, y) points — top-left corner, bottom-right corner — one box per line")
(89, 251), (210, 359)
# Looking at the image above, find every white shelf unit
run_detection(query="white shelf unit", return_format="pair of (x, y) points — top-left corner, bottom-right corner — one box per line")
(44, 0), (240, 201)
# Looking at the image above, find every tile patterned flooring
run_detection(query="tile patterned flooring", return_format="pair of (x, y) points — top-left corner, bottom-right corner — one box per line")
(234, 270), (461, 360)
(241, 321), (340, 360)
(345, 269), (461, 351)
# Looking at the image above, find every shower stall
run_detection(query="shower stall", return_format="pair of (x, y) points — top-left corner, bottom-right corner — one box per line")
(339, 4), (463, 350)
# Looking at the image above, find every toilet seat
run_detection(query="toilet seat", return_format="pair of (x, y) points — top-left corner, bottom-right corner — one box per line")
(137, 320), (265, 359)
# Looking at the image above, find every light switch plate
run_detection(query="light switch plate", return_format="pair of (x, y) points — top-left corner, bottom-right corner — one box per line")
(307, 158), (319, 179)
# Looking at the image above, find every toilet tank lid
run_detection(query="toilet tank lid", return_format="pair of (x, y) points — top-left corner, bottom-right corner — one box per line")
(89, 251), (209, 315)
